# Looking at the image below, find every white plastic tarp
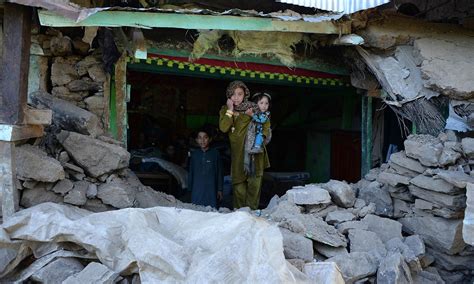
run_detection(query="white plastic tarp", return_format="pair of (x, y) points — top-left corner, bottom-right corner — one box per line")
(0, 203), (309, 283)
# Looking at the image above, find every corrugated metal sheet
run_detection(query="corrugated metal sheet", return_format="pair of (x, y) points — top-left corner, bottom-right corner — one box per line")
(276, 0), (391, 14)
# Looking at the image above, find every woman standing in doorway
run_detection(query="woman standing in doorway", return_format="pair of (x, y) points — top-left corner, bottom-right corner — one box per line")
(219, 81), (270, 210)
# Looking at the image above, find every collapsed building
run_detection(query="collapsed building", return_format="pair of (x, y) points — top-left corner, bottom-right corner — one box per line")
(0, 0), (473, 283)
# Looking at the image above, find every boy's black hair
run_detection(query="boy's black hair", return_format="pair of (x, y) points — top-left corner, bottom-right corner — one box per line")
(193, 127), (212, 139)
(252, 92), (272, 108)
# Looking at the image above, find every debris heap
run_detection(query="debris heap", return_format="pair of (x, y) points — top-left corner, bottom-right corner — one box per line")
(263, 133), (473, 283)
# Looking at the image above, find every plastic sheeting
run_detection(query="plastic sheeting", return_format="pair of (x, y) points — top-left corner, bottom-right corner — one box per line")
(0, 203), (309, 283)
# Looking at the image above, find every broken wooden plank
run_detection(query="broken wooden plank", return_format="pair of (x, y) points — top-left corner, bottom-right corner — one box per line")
(0, 125), (44, 142)
(0, 3), (32, 125)
(38, 10), (351, 34)
(23, 108), (52, 125)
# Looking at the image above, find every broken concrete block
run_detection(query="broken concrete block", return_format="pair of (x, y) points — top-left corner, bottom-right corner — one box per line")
(301, 215), (347, 247)
(63, 262), (119, 284)
(358, 181), (393, 217)
(399, 216), (466, 255)
(31, 257), (84, 283)
(376, 252), (413, 284)
(325, 210), (356, 225)
(314, 242), (348, 258)
(325, 252), (378, 284)
(16, 144), (65, 183)
(57, 131), (130, 178)
(461, 138), (474, 158)
(404, 135), (443, 167)
(280, 228), (313, 261)
(463, 183), (474, 245)
(436, 170), (474, 189)
(348, 229), (387, 261)
(31, 91), (103, 137)
(361, 214), (402, 243)
(97, 179), (136, 209)
(439, 141), (462, 166)
(389, 151), (426, 173)
(377, 172), (411, 187)
(336, 221), (369, 235)
(410, 174), (462, 194)
(64, 181), (89, 206)
(51, 179), (74, 196)
(20, 187), (63, 208)
(408, 185), (466, 209)
(286, 185), (331, 205)
(322, 180), (356, 208)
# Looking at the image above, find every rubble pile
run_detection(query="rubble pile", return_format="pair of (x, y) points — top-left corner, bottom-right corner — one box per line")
(32, 31), (107, 127)
(262, 133), (474, 283)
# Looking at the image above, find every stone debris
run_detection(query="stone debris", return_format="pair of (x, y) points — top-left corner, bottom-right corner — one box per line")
(326, 252), (378, 283)
(63, 262), (119, 284)
(286, 185), (331, 205)
(376, 252), (413, 284)
(404, 135), (443, 167)
(280, 228), (314, 261)
(31, 257), (84, 283)
(464, 183), (474, 245)
(321, 180), (356, 208)
(15, 144), (65, 183)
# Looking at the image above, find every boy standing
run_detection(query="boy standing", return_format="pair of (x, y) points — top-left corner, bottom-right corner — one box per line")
(188, 129), (223, 208)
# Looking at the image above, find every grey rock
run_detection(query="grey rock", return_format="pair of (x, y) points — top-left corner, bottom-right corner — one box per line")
(86, 183), (98, 198)
(376, 252), (413, 284)
(390, 190), (415, 202)
(84, 95), (105, 117)
(387, 184), (408, 193)
(404, 235), (425, 258)
(404, 134), (443, 167)
(385, 237), (421, 273)
(97, 179), (136, 209)
(364, 168), (380, 181)
(361, 214), (402, 243)
(325, 210), (356, 225)
(57, 131), (130, 178)
(302, 215), (347, 247)
(64, 162), (84, 174)
(82, 199), (115, 213)
(393, 199), (413, 218)
(50, 36), (72, 56)
(51, 179), (74, 196)
(16, 144), (65, 183)
(414, 199), (463, 219)
(420, 254), (435, 268)
(63, 262), (119, 284)
(72, 38), (90, 55)
(314, 242), (349, 258)
(22, 180), (38, 190)
(51, 62), (79, 86)
(31, 91), (103, 137)
(312, 204), (338, 218)
(410, 175), (462, 194)
(265, 195), (280, 210)
(408, 185), (466, 209)
(287, 259), (305, 272)
(461, 137), (474, 158)
(58, 151), (70, 164)
(64, 181), (89, 206)
(388, 161), (418, 178)
(412, 270), (445, 284)
(69, 171), (86, 181)
(52, 86), (88, 102)
(439, 141), (462, 166)
(20, 187), (63, 208)
(31, 257), (84, 284)
(134, 185), (179, 209)
(427, 247), (474, 271)
(389, 151), (426, 173)
(325, 252), (378, 284)
(336, 221), (369, 235)
(66, 79), (102, 92)
(88, 64), (107, 82)
(349, 229), (387, 261)
(286, 185), (331, 205)
(436, 170), (474, 189)
(76, 56), (101, 76)
(399, 216), (466, 255)
(353, 198), (366, 209)
(280, 228), (313, 261)
(357, 202), (376, 218)
(437, 269), (469, 284)
(322, 180), (356, 208)
(358, 181), (393, 217)
(377, 172), (411, 187)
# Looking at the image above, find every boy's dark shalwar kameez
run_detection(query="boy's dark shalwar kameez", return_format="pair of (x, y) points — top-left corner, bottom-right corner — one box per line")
(188, 148), (223, 208)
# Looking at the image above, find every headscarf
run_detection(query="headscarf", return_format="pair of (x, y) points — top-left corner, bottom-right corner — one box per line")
(225, 81), (257, 112)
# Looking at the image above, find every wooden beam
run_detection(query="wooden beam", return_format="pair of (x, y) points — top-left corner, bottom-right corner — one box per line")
(38, 10), (351, 34)
(0, 3), (32, 124)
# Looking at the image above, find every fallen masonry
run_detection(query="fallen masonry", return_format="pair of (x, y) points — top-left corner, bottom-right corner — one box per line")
(1, 130), (473, 283)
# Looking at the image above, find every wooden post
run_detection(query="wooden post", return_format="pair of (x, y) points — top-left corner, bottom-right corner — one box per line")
(0, 3), (32, 220)
(361, 94), (373, 177)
